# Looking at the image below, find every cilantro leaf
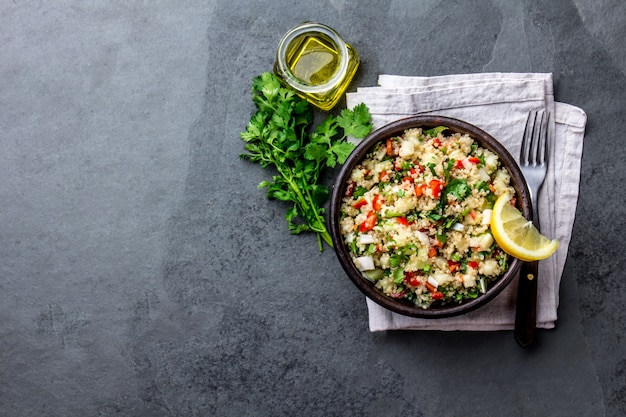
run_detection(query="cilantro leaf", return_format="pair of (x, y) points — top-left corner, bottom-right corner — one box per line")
(424, 126), (448, 137)
(446, 178), (471, 201)
(337, 103), (373, 139)
(329, 141), (356, 166)
(352, 186), (367, 198)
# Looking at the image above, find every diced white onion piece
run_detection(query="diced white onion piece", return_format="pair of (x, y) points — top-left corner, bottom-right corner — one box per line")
(452, 222), (465, 232)
(469, 233), (494, 251)
(480, 259), (499, 276)
(461, 158), (473, 170)
(482, 233), (494, 249)
(354, 256), (375, 271)
(484, 153), (498, 169)
(415, 230), (430, 246)
(359, 234), (375, 244)
(463, 275), (477, 288)
(427, 276), (439, 288)
(478, 168), (491, 182)
(433, 272), (452, 285)
(374, 145), (387, 160)
(399, 140), (415, 158)
(481, 209), (492, 225)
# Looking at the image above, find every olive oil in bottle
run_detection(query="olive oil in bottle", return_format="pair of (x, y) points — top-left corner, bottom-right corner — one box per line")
(274, 22), (360, 111)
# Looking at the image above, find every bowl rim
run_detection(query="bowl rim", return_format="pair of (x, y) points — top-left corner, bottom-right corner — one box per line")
(329, 115), (531, 318)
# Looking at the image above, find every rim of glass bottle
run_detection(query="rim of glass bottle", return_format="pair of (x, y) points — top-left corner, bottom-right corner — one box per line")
(275, 22), (349, 94)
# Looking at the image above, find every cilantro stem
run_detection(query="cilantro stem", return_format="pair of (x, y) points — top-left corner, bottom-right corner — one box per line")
(277, 165), (328, 234)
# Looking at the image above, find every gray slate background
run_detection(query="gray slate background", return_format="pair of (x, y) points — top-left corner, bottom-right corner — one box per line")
(1, 0), (624, 416)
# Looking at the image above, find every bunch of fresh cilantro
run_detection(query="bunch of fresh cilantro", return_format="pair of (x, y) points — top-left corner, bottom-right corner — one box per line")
(240, 72), (372, 251)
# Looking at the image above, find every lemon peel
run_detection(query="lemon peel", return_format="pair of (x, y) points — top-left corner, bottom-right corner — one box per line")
(490, 192), (559, 261)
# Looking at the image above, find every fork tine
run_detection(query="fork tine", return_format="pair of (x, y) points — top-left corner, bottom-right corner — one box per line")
(540, 111), (551, 165)
(520, 110), (535, 165)
(531, 110), (544, 166)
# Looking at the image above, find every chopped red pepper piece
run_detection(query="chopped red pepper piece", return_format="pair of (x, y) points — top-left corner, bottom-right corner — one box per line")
(372, 194), (383, 211)
(404, 271), (421, 287)
(359, 211), (377, 233)
(468, 156), (481, 164)
(432, 291), (444, 300)
(428, 247), (438, 258)
(353, 198), (367, 209)
(467, 261), (479, 269)
(428, 179), (444, 198)
(396, 217), (409, 226)
(448, 260), (460, 273)
(386, 138), (393, 156)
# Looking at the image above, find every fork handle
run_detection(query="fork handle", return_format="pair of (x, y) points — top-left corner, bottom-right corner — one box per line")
(531, 202), (541, 232)
(515, 260), (539, 347)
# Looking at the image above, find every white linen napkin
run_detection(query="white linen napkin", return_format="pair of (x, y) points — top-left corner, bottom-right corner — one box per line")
(345, 73), (587, 331)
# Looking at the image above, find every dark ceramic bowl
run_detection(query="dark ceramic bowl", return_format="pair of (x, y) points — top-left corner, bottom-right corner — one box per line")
(329, 115), (531, 318)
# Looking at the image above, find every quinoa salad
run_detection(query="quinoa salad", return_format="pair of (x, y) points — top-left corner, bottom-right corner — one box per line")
(339, 126), (516, 309)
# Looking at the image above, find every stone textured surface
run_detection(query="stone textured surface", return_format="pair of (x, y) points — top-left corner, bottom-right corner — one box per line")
(1, 0), (624, 416)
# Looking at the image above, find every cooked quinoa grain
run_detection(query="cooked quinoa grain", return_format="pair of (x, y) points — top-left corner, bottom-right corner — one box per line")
(339, 127), (516, 308)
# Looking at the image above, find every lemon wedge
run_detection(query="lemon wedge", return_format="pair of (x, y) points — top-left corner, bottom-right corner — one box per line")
(490, 192), (560, 261)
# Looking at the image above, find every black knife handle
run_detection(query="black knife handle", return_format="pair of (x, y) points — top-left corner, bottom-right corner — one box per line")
(514, 260), (539, 347)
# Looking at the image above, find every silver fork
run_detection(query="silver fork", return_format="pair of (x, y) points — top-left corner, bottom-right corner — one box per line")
(515, 110), (550, 347)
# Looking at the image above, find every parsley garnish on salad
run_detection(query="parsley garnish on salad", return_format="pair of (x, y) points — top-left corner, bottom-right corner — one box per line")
(240, 72), (372, 251)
